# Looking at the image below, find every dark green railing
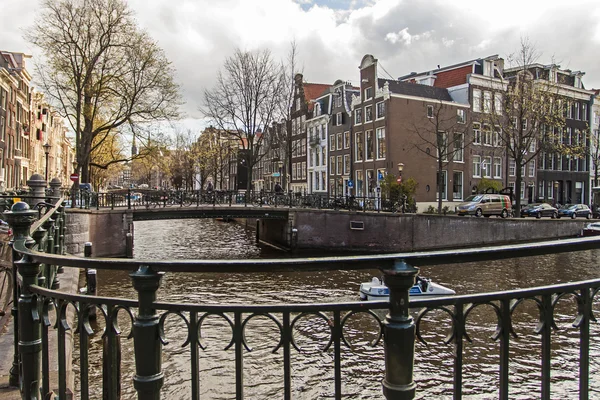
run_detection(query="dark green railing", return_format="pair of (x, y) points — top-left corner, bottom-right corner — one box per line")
(5, 200), (600, 399)
(91, 189), (410, 213)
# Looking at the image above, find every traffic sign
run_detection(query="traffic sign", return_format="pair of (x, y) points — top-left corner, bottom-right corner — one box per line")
(347, 179), (354, 188)
(70, 173), (79, 182)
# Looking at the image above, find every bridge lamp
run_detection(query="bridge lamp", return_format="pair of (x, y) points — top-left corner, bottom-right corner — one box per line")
(43, 142), (52, 182)
(397, 162), (404, 184)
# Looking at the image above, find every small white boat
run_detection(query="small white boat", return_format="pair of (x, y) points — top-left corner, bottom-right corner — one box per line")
(359, 276), (455, 301)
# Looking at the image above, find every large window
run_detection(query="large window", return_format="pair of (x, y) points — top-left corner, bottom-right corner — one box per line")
(494, 92), (502, 115)
(473, 89), (481, 112)
(528, 160), (535, 177)
(355, 109), (362, 124)
(365, 105), (373, 122)
(473, 155), (481, 177)
(483, 157), (492, 178)
(483, 124), (492, 146)
(453, 133), (464, 162)
(509, 159), (516, 176)
(336, 133), (342, 150)
(494, 157), (502, 178)
(364, 87), (372, 100)
(343, 131), (350, 149)
(356, 170), (364, 197)
(473, 123), (481, 145)
(453, 171), (463, 200)
(436, 170), (447, 200)
(329, 135), (335, 151)
(483, 91), (492, 113)
(355, 132), (364, 162)
(336, 156), (342, 175)
(376, 102), (385, 119)
(366, 130), (374, 161)
(457, 109), (465, 124)
(329, 156), (335, 174)
(376, 127), (386, 159)
(343, 154), (350, 175)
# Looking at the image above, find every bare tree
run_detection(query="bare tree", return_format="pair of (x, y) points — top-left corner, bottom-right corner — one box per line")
(202, 49), (287, 190)
(407, 100), (471, 213)
(26, 0), (181, 184)
(484, 38), (573, 215)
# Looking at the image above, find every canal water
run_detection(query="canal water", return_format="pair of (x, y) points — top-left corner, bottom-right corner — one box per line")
(78, 219), (600, 399)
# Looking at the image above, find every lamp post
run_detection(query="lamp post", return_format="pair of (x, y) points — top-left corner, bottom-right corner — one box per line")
(554, 181), (559, 207)
(43, 143), (52, 182)
(398, 162), (405, 213)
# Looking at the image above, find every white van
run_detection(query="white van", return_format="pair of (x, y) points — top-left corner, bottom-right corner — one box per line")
(455, 194), (512, 218)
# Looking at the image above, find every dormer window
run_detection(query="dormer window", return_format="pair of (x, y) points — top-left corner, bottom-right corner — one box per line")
(364, 87), (372, 101)
(575, 75), (582, 88)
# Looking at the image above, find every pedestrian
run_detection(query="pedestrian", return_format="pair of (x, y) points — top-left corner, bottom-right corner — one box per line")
(275, 182), (283, 195)
(207, 181), (213, 193)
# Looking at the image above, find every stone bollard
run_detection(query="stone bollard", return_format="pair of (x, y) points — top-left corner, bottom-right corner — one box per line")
(4, 202), (43, 397)
(382, 259), (419, 399)
(130, 266), (164, 399)
(27, 174), (47, 209)
(49, 177), (62, 199)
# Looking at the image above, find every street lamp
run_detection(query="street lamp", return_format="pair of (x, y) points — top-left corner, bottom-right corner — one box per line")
(397, 162), (406, 212)
(43, 143), (52, 182)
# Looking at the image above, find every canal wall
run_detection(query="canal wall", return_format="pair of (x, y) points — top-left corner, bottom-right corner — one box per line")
(65, 209), (132, 256)
(286, 211), (590, 252)
(67, 208), (591, 257)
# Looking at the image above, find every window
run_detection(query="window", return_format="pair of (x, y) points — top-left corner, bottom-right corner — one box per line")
(366, 169), (375, 195)
(473, 89), (481, 112)
(337, 156), (342, 175)
(355, 108), (362, 124)
(457, 109), (465, 124)
(483, 125), (492, 146)
(439, 132), (448, 162)
(356, 170), (364, 197)
(364, 87), (372, 100)
(329, 156), (335, 174)
(528, 160), (535, 177)
(529, 139), (536, 153)
(302, 161), (306, 179)
(583, 104), (588, 121)
(355, 132), (364, 162)
(365, 105), (373, 122)
(453, 171), (463, 200)
(292, 162), (297, 179)
(436, 170), (447, 200)
(567, 102), (573, 119)
(520, 182), (526, 200)
(494, 157), (502, 178)
(295, 98), (301, 111)
(453, 133), (464, 162)
(343, 154), (350, 175)
(321, 147), (326, 167)
(473, 155), (481, 177)
(321, 171), (326, 191)
(493, 127), (501, 146)
(329, 135), (335, 151)
(343, 131), (350, 149)
(574, 102), (580, 120)
(376, 102), (385, 119)
(473, 124), (481, 145)
(483, 91), (492, 113)
(336, 112), (342, 126)
(336, 133), (342, 150)
(494, 93), (502, 115)
(366, 130), (374, 160)
(321, 124), (326, 139)
(376, 127), (386, 159)
(482, 157), (492, 177)
(427, 105), (434, 118)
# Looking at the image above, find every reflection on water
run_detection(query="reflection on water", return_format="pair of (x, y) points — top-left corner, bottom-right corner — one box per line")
(75, 219), (600, 399)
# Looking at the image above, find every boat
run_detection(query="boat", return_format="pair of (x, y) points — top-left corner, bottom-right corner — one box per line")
(359, 276), (455, 301)
(581, 222), (600, 237)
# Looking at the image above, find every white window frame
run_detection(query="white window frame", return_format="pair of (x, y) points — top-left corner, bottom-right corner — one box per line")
(355, 108), (362, 125)
(473, 155), (481, 178)
(473, 123), (481, 145)
(364, 87), (373, 101)
(452, 171), (463, 200)
(376, 127), (386, 159)
(528, 160), (535, 177)
(473, 89), (481, 113)
(453, 132), (464, 162)
(509, 159), (516, 177)
(336, 112), (342, 126)
(493, 157), (502, 178)
(365, 105), (373, 122)
(427, 105), (434, 118)
(483, 91), (492, 113)
(457, 109), (465, 124)
(494, 92), (502, 115)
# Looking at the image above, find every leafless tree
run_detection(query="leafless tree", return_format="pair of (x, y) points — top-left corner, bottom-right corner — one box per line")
(202, 48), (287, 190)
(407, 100), (471, 213)
(26, 0), (181, 184)
(484, 38), (571, 215)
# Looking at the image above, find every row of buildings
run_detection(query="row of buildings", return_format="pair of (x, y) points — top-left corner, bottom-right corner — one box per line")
(0, 51), (74, 191)
(234, 53), (600, 211)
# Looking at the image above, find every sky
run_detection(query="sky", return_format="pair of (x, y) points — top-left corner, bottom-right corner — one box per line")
(3, 0), (600, 133)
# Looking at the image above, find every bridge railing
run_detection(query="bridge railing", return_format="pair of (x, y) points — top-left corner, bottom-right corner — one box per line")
(95, 189), (411, 212)
(5, 200), (600, 399)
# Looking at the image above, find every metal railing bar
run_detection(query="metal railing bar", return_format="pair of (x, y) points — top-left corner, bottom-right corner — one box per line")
(190, 311), (200, 400)
(283, 311), (291, 400)
(540, 294), (552, 400)
(15, 236), (600, 274)
(333, 310), (342, 400)
(579, 288), (591, 400)
(498, 298), (510, 400)
(30, 285), (138, 308)
(31, 196), (65, 233)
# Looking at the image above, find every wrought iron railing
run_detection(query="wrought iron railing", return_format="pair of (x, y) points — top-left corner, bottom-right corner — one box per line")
(92, 189), (410, 213)
(5, 200), (600, 399)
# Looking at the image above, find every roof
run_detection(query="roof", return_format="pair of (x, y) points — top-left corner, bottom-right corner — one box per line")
(379, 78), (454, 102)
(303, 83), (331, 111)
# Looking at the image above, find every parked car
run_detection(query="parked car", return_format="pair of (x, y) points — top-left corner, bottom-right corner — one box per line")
(455, 193), (512, 218)
(520, 203), (558, 219)
(557, 204), (592, 219)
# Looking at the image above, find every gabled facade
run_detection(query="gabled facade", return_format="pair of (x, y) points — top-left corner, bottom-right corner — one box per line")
(289, 74), (329, 194)
(353, 54), (470, 209)
(306, 90), (330, 194)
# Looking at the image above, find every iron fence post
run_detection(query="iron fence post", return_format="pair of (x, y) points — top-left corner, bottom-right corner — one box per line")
(381, 259), (418, 399)
(4, 202), (42, 397)
(130, 266), (164, 399)
(128, 188), (132, 209)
